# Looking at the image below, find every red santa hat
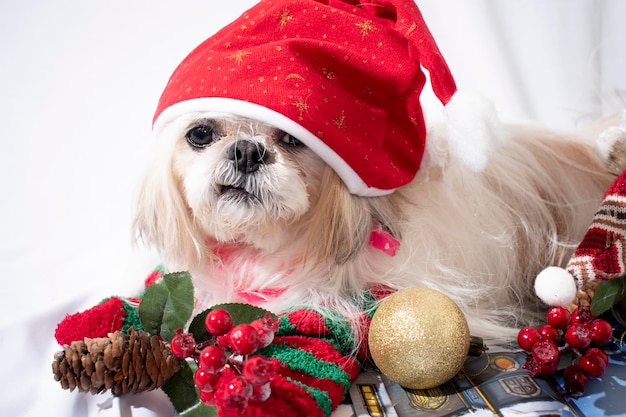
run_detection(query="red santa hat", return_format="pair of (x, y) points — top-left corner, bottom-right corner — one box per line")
(535, 170), (626, 307)
(153, 0), (457, 197)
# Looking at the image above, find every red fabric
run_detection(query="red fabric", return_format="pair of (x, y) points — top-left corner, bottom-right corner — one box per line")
(216, 367), (324, 417)
(566, 169), (626, 286)
(603, 169), (626, 198)
(54, 297), (126, 346)
(369, 284), (396, 301)
(276, 362), (348, 408)
(285, 309), (330, 336)
(273, 335), (360, 377)
(144, 269), (163, 287)
(573, 227), (623, 275)
(153, 0), (456, 192)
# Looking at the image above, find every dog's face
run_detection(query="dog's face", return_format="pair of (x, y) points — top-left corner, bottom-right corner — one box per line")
(135, 112), (377, 270)
(172, 114), (324, 247)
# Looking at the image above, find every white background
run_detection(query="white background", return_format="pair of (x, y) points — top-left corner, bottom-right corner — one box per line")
(1, 1), (624, 416)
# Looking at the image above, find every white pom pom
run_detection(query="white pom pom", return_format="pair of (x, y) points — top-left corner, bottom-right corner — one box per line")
(444, 90), (509, 172)
(534, 266), (577, 307)
(595, 125), (626, 162)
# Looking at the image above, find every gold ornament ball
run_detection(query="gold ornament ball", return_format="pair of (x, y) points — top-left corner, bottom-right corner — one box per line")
(368, 287), (470, 390)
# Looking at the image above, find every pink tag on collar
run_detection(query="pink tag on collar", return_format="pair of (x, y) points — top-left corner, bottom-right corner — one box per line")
(369, 228), (400, 256)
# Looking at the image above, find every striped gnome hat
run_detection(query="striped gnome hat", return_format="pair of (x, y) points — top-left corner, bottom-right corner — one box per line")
(152, 0), (458, 197)
(535, 170), (626, 308)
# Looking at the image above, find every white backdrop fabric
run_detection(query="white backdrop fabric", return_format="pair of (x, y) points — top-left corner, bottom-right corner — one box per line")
(1, 1), (624, 416)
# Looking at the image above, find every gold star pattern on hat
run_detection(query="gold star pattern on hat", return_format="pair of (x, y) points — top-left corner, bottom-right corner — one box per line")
(277, 8), (293, 30)
(355, 19), (376, 39)
(229, 50), (252, 65)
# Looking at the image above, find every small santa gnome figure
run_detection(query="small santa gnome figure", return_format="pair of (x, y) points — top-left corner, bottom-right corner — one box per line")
(535, 160), (626, 311)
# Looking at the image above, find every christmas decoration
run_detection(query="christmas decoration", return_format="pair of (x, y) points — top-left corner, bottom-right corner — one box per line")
(170, 308), (281, 409)
(517, 305), (614, 394)
(54, 297), (142, 346)
(534, 169), (626, 315)
(54, 266), (164, 346)
(368, 287), (470, 389)
(52, 270), (372, 417)
(52, 328), (181, 395)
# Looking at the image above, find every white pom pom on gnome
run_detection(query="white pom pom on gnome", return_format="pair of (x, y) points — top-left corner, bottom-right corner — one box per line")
(534, 266), (578, 307)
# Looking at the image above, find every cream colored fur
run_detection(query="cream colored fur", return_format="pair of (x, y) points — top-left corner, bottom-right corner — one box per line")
(134, 112), (615, 343)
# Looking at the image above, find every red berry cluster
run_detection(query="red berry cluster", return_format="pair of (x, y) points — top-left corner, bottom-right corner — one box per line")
(170, 309), (280, 410)
(517, 305), (612, 394)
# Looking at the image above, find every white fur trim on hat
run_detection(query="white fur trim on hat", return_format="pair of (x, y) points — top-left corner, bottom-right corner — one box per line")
(153, 97), (393, 198)
(534, 266), (578, 307)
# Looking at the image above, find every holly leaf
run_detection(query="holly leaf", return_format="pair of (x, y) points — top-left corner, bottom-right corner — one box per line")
(189, 303), (275, 343)
(590, 276), (626, 317)
(138, 271), (194, 341)
(162, 360), (216, 417)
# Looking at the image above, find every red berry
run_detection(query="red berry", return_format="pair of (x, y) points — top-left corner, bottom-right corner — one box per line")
(217, 334), (231, 350)
(259, 313), (280, 332)
(586, 347), (609, 367)
(531, 339), (560, 367)
(243, 355), (276, 386)
(250, 320), (275, 348)
(216, 375), (253, 410)
(199, 389), (216, 406)
(523, 354), (558, 376)
(199, 345), (227, 373)
(538, 324), (560, 343)
(249, 314), (279, 348)
(579, 352), (607, 378)
(589, 319), (613, 345)
(517, 326), (541, 351)
(539, 359), (560, 376)
(563, 364), (588, 394)
(170, 330), (196, 359)
(546, 307), (571, 330)
(565, 324), (591, 350)
(251, 382), (272, 402)
(205, 309), (234, 336)
(523, 356), (540, 376)
(573, 305), (594, 324)
(229, 324), (260, 355)
(194, 368), (221, 391)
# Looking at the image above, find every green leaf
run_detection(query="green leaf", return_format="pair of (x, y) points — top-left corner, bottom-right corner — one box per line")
(162, 360), (216, 417)
(590, 276), (626, 317)
(189, 303), (275, 343)
(138, 271), (194, 341)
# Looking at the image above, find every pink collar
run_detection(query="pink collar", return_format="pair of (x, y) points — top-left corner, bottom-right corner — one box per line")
(368, 227), (400, 256)
(235, 228), (399, 304)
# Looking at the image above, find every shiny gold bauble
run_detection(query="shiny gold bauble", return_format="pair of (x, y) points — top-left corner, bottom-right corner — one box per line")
(368, 287), (470, 390)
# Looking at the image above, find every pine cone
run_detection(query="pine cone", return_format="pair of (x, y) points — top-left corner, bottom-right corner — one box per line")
(52, 328), (182, 395)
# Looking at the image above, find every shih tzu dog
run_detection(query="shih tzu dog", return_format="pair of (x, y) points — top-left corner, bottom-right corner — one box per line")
(132, 0), (615, 342)
(134, 109), (614, 341)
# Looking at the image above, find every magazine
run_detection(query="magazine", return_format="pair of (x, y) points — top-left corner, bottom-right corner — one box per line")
(346, 348), (626, 417)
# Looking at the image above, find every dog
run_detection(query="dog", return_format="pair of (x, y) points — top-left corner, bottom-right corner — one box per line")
(132, 109), (616, 342)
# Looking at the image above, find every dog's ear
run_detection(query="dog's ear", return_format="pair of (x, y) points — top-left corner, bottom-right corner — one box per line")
(303, 168), (372, 265)
(133, 139), (203, 269)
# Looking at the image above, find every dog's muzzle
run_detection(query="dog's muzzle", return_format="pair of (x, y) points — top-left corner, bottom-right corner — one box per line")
(227, 140), (274, 174)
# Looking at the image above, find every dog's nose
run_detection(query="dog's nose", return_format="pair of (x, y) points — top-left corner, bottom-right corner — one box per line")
(227, 140), (268, 173)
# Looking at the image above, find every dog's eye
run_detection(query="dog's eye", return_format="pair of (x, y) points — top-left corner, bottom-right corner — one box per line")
(281, 133), (303, 147)
(186, 125), (217, 148)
